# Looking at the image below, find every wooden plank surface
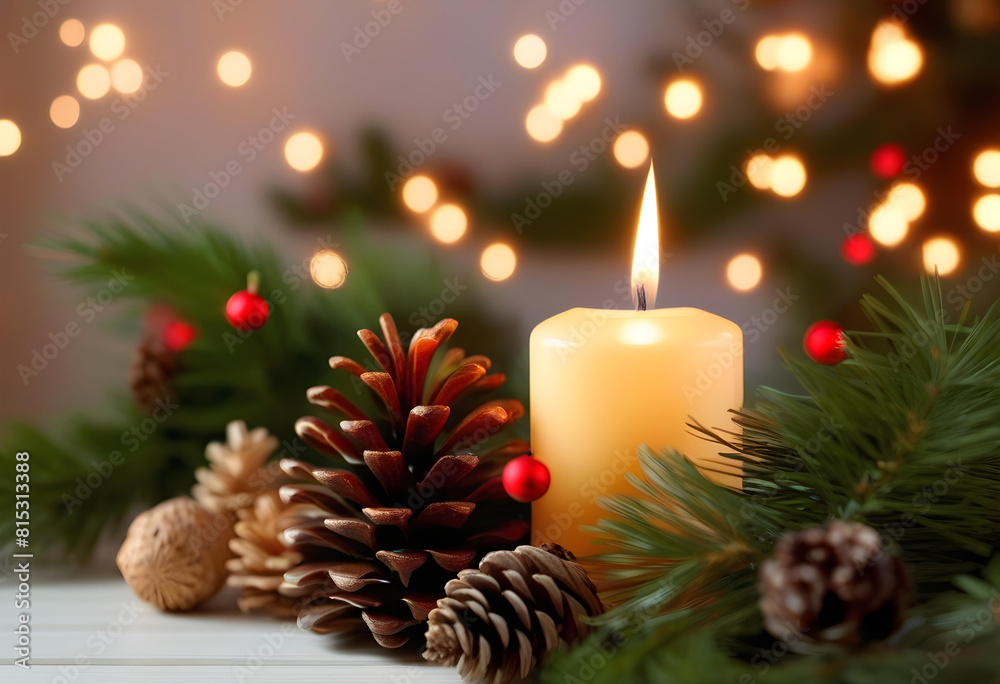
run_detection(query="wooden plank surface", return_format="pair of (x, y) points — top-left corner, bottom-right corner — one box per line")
(2, 573), (462, 684)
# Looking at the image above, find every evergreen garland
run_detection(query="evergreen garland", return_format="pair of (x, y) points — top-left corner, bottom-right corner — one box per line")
(543, 278), (1000, 682)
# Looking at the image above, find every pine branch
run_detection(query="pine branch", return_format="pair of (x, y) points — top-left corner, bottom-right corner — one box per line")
(0, 210), (525, 560)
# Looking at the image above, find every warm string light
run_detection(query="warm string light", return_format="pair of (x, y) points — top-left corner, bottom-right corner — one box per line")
(89, 23), (125, 61)
(726, 254), (763, 291)
(886, 182), (926, 221)
(663, 79), (703, 120)
(429, 203), (468, 243)
(0, 120), (22, 156)
(769, 155), (807, 197)
(309, 250), (349, 288)
(59, 19), (85, 47)
(217, 51), (252, 87)
(973, 149), (1000, 188)
(525, 64), (601, 143)
(480, 243), (517, 281)
(513, 34), (546, 69)
(868, 21), (923, 86)
(755, 33), (814, 72)
(77, 63), (111, 99)
(868, 204), (909, 246)
(746, 154), (775, 190)
(50, 95), (80, 128)
(111, 58), (143, 93)
(402, 175), (438, 213)
(973, 194), (1000, 232)
(284, 131), (324, 171)
(922, 237), (961, 275)
(613, 131), (649, 169)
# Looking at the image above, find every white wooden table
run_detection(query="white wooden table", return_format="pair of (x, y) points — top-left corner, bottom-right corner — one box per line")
(2, 571), (463, 684)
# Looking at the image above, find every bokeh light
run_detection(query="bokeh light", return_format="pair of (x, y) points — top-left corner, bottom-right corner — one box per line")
(922, 237), (960, 275)
(746, 154), (774, 189)
(525, 105), (562, 143)
(842, 233), (877, 266)
(59, 19), (85, 47)
(50, 95), (81, 129)
(217, 51), (252, 87)
(402, 175), (438, 213)
(973, 194), (1000, 232)
(284, 131), (324, 172)
(564, 64), (601, 102)
(868, 22), (923, 85)
(111, 58), (143, 93)
(868, 204), (909, 246)
(726, 253), (763, 291)
(775, 33), (813, 72)
(973, 149), (1000, 188)
(663, 79), (703, 120)
(544, 79), (582, 120)
(429, 204), (468, 243)
(513, 34), (546, 69)
(769, 155), (807, 197)
(886, 182), (926, 221)
(755, 35), (782, 70)
(0, 120), (21, 156)
(77, 64), (111, 99)
(89, 23), (125, 61)
(613, 131), (650, 169)
(309, 250), (349, 289)
(480, 243), (517, 281)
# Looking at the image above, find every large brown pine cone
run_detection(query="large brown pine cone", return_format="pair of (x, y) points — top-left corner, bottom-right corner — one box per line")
(423, 544), (604, 684)
(759, 520), (909, 649)
(279, 314), (529, 648)
(129, 334), (176, 414)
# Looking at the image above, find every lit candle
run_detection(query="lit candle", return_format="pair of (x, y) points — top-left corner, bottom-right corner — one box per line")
(529, 163), (743, 556)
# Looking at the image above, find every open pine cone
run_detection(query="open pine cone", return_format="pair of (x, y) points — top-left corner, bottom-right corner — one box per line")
(279, 314), (529, 647)
(129, 334), (176, 414)
(760, 520), (909, 649)
(193, 420), (280, 515)
(227, 489), (310, 617)
(424, 543), (604, 684)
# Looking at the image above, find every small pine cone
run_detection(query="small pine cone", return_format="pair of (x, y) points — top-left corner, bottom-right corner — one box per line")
(760, 520), (909, 649)
(226, 489), (309, 617)
(193, 421), (280, 516)
(423, 544), (604, 684)
(129, 334), (176, 414)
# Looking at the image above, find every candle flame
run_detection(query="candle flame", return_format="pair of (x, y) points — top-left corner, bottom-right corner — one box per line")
(630, 162), (659, 309)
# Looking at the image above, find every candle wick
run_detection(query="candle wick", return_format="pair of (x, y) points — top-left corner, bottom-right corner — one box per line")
(636, 284), (647, 312)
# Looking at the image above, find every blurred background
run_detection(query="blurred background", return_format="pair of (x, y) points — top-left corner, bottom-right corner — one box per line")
(2, 0), (1000, 560)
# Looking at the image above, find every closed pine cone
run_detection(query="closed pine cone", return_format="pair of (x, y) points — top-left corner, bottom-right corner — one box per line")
(226, 489), (310, 617)
(759, 520), (909, 648)
(129, 334), (176, 414)
(193, 420), (280, 515)
(423, 544), (604, 683)
(279, 314), (529, 648)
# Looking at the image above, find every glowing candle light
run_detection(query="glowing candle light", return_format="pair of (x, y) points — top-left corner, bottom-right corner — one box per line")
(530, 163), (743, 557)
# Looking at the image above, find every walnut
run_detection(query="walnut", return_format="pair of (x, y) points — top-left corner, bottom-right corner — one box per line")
(116, 497), (233, 611)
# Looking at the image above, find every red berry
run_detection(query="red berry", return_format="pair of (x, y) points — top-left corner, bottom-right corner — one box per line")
(870, 143), (906, 179)
(841, 233), (876, 266)
(225, 290), (270, 331)
(502, 454), (550, 503)
(804, 320), (848, 364)
(163, 320), (198, 351)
